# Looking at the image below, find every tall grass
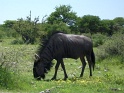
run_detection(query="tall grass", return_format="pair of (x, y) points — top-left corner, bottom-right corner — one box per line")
(0, 44), (36, 90)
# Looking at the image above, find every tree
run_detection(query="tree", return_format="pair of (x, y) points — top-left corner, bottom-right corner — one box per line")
(3, 20), (15, 28)
(100, 19), (115, 35)
(47, 5), (78, 33)
(79, 15), (101, 34)
(13, 16), (40, 44)
(113, 17), (124, 26)
(113, 17), (124, 33)
(2, 20), (18, 38)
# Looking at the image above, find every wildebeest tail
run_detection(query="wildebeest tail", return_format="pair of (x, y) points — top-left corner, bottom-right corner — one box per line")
(91, 49), (95, 71)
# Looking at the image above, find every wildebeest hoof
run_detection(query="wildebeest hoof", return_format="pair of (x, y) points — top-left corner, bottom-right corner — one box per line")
(51, 77), (56, 80)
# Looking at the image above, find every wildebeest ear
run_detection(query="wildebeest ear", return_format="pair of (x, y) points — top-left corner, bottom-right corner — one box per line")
(35, 54), (40, 60)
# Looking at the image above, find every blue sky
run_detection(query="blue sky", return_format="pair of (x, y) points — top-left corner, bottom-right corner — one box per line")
(0, 0), (124, 24)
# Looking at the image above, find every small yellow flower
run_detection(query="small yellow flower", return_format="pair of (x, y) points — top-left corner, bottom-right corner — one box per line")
(66, 80), (71, 83)
(80, 80), (85, 83)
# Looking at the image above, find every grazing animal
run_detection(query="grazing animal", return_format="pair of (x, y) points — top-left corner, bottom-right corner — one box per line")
(33, 31), (95, 80)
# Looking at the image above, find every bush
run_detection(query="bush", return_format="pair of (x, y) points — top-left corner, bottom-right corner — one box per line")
(44, 22), (71, 34)
(96, 33), (124, 62)
(105, 33), (124, 57)
(0, 66), (14, 88)
(0, 48), (18, 89)
(0, 31), (6, 39)
(92, 33), (107, 47)
(11, 38), (24, 44)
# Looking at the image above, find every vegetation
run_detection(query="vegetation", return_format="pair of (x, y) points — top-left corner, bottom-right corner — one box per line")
(0, 42), (124, 92)
(0, 4), (124, 93)
(0, 5), (124, 44)
(96, 32), (124, 61)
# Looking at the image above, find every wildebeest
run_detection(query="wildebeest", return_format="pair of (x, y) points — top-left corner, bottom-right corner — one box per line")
(33, 31), (95, 80)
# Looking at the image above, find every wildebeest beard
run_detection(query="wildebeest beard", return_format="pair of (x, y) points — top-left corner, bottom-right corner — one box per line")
(33, 58), (53, 80)
(33, 66), (45, 80)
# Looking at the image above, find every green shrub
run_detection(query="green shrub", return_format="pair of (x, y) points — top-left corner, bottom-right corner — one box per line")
(0, 66), (14, 88)
(0, 48), (18, 89)
(0, 31), (6, 39)
(105, 33), (124, 56)
(92, 33), (107, 47)
(96, 33), (124, 62)
(82, 33), (92, 38)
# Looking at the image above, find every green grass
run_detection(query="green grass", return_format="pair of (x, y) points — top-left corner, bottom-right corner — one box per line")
(0, 40), (124, 93)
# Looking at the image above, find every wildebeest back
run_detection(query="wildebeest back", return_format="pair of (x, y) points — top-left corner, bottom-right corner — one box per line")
(50, 33), (93, 59)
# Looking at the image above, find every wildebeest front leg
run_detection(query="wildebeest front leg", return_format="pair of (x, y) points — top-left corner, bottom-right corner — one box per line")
(80, 56), (86, 77)
(60, 59), (68, 80)
(51, 61), (60, 80)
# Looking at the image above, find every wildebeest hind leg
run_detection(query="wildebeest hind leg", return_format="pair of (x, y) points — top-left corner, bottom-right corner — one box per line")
(80, 56), (86, 77)
(86, 55), (92, 76)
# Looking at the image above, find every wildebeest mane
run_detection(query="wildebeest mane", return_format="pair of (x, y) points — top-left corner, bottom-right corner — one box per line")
(44, 61), (53, 73)
(37, 31), (64, 55)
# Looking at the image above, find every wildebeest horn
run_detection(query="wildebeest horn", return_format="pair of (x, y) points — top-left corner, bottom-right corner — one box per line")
(35, 53), (40, 60)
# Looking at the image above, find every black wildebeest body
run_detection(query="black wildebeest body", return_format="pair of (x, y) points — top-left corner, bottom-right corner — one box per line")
(33, 32), (95, 80)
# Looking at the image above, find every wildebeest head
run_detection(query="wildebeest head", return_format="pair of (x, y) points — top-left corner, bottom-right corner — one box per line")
(33, 54), (45, 80)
